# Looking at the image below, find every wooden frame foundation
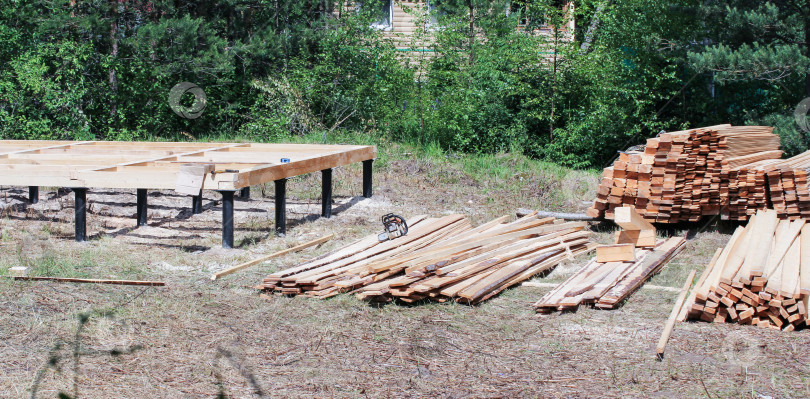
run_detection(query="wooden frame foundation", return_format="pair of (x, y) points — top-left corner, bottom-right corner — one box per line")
(0, 140), (376, 247)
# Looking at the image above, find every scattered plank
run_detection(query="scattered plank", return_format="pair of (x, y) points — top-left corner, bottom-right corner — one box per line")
(522, 281), (680, 292)
(260, 214), (596, 304)
(534, 237), (687, 313)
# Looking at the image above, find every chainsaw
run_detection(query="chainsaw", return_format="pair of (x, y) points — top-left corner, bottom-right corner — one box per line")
(378, 213), (408, 242)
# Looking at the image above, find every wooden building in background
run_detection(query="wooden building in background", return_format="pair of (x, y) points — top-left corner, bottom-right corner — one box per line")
(340, 1), (575, 62)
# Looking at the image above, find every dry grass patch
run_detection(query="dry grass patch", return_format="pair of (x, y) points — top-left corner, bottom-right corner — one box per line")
(1, 142), (809, 398)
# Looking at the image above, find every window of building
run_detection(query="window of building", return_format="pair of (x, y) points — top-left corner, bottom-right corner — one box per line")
(358, 0), (393, 30)
(508, 1), (530, 27)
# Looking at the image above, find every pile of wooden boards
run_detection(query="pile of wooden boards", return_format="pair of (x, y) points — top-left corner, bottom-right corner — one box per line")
(681, 209), (809, 331)
(724, 149), (810, 220)
(260, 213), (597, 304)
(533, 236), (686, 312)
(587, 124), (782, 223)
(763, 150), (810, 220)
(535, 206), (686, 312)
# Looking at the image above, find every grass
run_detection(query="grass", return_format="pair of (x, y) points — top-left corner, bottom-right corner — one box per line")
(0, 136), (809, 398)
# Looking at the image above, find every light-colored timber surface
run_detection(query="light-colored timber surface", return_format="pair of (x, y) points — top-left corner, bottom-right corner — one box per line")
(0, 140), (376, 190)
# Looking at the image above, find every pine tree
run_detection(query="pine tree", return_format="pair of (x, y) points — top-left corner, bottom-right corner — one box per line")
(688, 1), (810, 155)
(689, 1), (810, 95)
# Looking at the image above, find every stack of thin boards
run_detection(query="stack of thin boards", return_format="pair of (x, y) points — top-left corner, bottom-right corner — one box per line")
(680, 209), (809, 331)
(260, 213), (597, 304)
(763, 150), (810, 220)
(533, 236), (686, 312)
(587, 124), (782, 223)
(725, 149), (810, 220)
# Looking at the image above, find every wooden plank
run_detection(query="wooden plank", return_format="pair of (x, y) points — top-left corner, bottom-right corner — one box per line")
(762, 219), (803, 278)
(212, 234), (333, 280)
(739, 210), (778, 279)
(597, 237), (686, 308)
(596, 244), (636, 262)
(264, 215), (427, 282)
(718, 220), (755, 285)
(12, 276), (165, 286)
(656, 269), (697, 359)
(777, 237), (801, 297)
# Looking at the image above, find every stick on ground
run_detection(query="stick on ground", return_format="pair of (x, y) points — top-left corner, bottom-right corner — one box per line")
(12, 276), (165, 286)
(656, 269), (697, 360)
(211, 234), (334, 280)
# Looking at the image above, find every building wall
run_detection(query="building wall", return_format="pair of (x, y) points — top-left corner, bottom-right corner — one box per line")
(344, 1), (575, 63)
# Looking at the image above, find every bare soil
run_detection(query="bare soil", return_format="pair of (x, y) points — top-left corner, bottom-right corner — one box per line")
(1, 152), (809, 398)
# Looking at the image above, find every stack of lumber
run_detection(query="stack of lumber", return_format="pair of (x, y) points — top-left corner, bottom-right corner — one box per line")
(587, 125), (781, 223)
(681, 209), (809, 331)
(763, 150), (810, 220)
(533, 236), (687, 312)
(260, 213), (596, 304)
(724, 159), (775, 221)
(725, 149), (810, 220)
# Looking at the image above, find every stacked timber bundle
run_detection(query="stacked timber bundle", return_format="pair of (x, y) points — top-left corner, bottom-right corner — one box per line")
(681, 209), (809, 331)
(535, 206), (686, 312)
(260, 213), (596, 304)
(763, 150), (810, 220)
(587, 125), (781, 223)
(723, 159), (776, 221)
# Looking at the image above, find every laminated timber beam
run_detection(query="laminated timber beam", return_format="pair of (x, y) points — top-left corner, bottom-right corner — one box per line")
(0, 140), (376, 247)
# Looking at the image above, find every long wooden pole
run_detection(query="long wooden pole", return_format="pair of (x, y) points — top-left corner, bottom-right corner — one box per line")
(656, 269), (697, 360)
(13, 276), (165, 286)
(211, 234), (334, 280)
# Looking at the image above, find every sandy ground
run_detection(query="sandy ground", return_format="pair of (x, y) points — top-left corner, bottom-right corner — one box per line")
(1, 155), (809, 398)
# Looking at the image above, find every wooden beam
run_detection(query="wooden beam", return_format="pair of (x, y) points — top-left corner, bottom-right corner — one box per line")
(614, 206), (655, 231)
(175, 163), (215, 195)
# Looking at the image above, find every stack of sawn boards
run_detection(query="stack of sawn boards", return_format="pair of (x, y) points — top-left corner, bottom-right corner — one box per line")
(261, 213), (597, 304)
(760, 150), (810, 220)
(681, 209), (810, 331)
(533, 236), (686, 312)
(587, 124), (782, 223)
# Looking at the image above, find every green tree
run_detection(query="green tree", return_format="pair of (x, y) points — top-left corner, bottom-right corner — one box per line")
(688, 1), (810, 155)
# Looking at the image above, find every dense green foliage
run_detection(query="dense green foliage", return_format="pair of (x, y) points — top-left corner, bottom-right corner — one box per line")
(1, 0), (808, 167)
